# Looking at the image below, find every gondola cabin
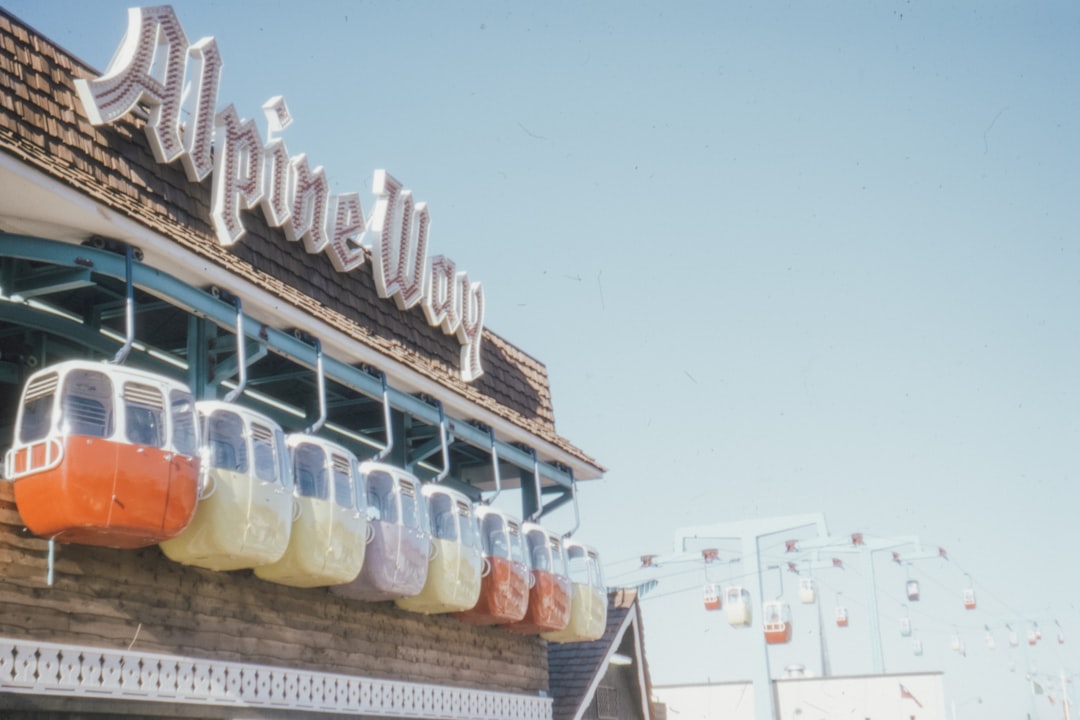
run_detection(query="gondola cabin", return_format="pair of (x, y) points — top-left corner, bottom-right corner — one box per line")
(542, 541), (607, 643)
(456, 506), (530, 625)
(963, 587), (976, 610)
(4, 360), (199, 548)
(725, 586), (752, 627)
(835, 606), (849, 628)
(906, 579), (920, 601)
(396, 485), (482, 614)
(503, 523), (572, 635)
(160, 402), (292, 570)
(799, 577), (816, 604)
(913, 638), (924, 656)
(763, 601), (792, 644)
(899, 617), (912, 637)
(253, 435), (367, 588)
(703, 583), (722, 611)
(330, 464), (430, 602)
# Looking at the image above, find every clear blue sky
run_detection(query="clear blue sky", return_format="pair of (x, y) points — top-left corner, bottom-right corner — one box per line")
(6, 1), (1079, 715)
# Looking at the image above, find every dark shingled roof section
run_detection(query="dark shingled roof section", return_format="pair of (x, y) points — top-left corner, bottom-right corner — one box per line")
(547, 590), (655, 720)
(0, 8), (601, 472)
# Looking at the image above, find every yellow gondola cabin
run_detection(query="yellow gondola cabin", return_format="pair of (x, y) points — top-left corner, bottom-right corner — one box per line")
(160, 401), (293, 570)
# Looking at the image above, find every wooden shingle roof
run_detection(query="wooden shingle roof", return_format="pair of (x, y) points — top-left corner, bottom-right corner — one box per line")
(0, 7), (602, 473)
(547, 590), (656, 720)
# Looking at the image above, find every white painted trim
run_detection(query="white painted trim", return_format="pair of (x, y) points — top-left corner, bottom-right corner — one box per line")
(571, 606), (652, 720)
(0, 637), (550, 719)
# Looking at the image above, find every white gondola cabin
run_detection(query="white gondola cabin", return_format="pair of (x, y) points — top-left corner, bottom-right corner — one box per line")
(798, 577), (816, 604)
(725, 586), (752, 627)
(396, 484), (483, 614)
(4, 360), (199, 548)
(160, 401), (293, 570)
(835, 606), (849, 628)
(703, 583), (722, 611)
(254, 435), (368, 587)
(899, 616), (912, 637)
(331, 463), (430, 602)
(456, 506), (530, 625)
(763, 601), (792, 644)
(504, 523), (572, 635)
(543, 541), (607, 643)
(963, 587), (976, 610)
(906, 579), (920, 601)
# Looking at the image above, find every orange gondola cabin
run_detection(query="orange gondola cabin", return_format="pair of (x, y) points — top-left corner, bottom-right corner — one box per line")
(503, 522), (572, 635)
(4, 360), (199, 548)
(703, 583), (722, 611)
(456, 506), (530, 625)
(763, 601), (792, 644)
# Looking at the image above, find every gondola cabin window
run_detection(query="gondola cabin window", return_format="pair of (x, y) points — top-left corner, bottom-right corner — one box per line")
(332, 454), (356, 509)
(123, 382), (165, 447)
(171, 391), (198, 458)
(430, 493), (459, 542)
(400, 479), (423, 530)
(366, 470), (394, 522)
(483, 513), (509, 558)
(457, 500), (479, 549)
(206, 409), (248, 472)
(293, 442), (329, 500)
(528, 529), (552, 572)
(251, 423), (281, 483)
(62, 370), (113, 438)
(18, 373), (60, 443)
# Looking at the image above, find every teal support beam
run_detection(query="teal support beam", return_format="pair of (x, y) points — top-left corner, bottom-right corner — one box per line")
(0, 234), (576, 490)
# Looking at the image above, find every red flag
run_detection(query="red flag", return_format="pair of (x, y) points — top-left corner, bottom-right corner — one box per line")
(899, 684), (923, 708)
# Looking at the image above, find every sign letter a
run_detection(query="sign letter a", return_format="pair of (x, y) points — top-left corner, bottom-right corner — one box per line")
(74, 6), (190, 164)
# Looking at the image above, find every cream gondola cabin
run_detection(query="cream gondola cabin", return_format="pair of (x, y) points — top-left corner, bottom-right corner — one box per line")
(725, 586), (752, 627)
(331, 463), (430, 602)
(254, 435), (367, 588)
(503, 522), (572, 635)
(542, 541), (607, 643)
(4, 360), (199, 548)
(160, 401), (293, 570)
(799, 577), (816, 604)
(906, 579), (920, 601)
(456, 506), (530, 625)
(396, 484), (483, 614)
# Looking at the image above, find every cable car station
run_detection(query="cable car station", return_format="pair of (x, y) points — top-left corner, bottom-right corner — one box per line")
(0, 6), (614, 718)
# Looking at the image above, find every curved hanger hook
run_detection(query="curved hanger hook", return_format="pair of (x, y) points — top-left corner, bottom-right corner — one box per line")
(223, 296), (247, 402)
(110, 244), (135, 365)
(303, 338), (327, 434)
(485, 426), (502, 505)
(432, 400), (450, 483)
(561, 468), (580, 540)
(371, 371), (394, 462)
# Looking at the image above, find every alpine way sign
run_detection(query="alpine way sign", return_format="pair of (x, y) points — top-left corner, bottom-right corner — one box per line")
(75, 6), (485, 382)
